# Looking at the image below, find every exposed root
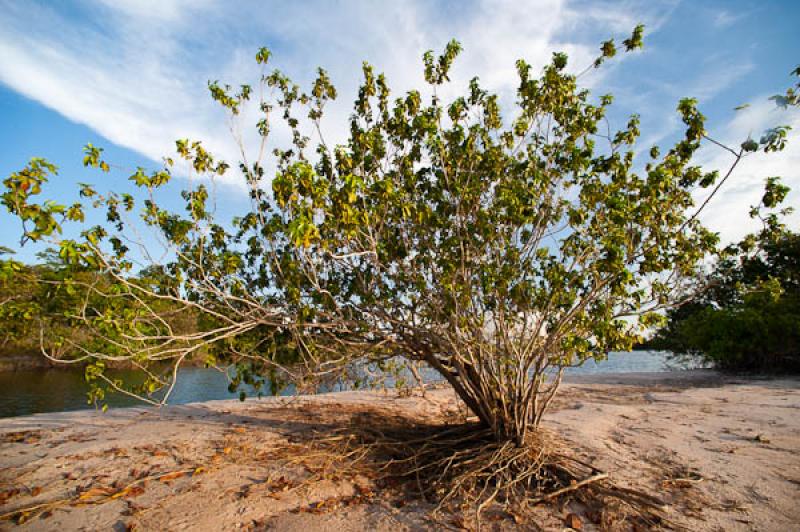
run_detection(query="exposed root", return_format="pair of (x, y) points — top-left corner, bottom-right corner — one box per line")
(527, 472), (609, 504)
(280, 409), (675, 529)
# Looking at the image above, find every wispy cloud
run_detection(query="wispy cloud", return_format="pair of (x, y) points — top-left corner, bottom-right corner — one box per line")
(0, 0), (795, 245)
(712, 9), (747, 29)
(695, 99), (800, 243)
(0, 0), (671, 181)
(0, 0), (229, 169)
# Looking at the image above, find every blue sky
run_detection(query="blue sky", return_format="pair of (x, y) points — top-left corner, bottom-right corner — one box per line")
(1, 0), (798, 262)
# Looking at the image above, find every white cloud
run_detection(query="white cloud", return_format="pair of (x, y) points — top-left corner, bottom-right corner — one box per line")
(695, 99), (800, 243)
(712, 9), (747, 29)
(0, 0), (232, 174)
(93, 0), (213, 22)
(0, 0), (672, 184)
(1, 0), (794, 246)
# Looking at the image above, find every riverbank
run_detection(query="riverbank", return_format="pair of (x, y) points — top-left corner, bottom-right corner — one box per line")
(0, 354), (58, 372)
(1, 371), (798, 530)
(0, 352), (211, 372)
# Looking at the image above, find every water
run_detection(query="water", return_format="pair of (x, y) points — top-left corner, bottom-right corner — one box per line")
(0, 351), (681, 418)
(564, 350), (689, 375)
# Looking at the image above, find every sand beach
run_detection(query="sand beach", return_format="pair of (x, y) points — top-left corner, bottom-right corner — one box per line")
(0, 371), (798, 531)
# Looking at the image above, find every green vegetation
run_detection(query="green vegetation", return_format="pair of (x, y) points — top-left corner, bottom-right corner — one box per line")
(644, 65), (800, 373)
(0, 250), (202, 402)
(1, 28), (796, 445)
(650, 225), (800, 373)
(0, 249), (94, 361)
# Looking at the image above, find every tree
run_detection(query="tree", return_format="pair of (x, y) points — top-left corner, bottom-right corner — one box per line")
(651, 206), (800, 372)
(0, 249), (98, 359)
(1, 28), (795, 446)
(0, 250), (202, 404)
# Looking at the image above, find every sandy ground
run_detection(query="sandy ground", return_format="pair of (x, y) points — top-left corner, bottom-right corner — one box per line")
(0, 371), (798, 531)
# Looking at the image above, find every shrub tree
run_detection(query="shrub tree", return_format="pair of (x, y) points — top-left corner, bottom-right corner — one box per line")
(2, 29), (795, 444)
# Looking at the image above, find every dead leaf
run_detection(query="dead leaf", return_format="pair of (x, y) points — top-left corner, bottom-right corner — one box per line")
(565, 512), (583, 530)
(2, 431), (41, 444)
(16, 511), (32, 525)
(0, 488), (21, 504)
(112, 485), (146, 499)
(79, 486), (116, 500)
(158, 471), (187, 483)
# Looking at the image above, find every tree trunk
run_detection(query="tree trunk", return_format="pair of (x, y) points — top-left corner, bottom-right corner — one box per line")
(422, 351), (562, 446)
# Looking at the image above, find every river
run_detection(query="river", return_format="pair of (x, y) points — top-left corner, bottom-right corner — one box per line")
(0, 351), (690, 418)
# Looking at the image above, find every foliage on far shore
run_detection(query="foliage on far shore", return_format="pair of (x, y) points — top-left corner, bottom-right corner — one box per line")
(649, 214), (799, 373)
(0, 249), (95, 360)
(0, 250), (202, 386)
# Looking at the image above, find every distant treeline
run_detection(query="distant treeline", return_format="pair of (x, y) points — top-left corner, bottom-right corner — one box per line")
(646, 229), (800, 373)
(0, 249), (200, 368)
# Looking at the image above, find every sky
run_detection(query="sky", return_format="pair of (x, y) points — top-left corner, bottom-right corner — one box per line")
(0, 0), (798, 263)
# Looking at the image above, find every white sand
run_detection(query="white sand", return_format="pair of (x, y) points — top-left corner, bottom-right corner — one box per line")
(0, 371), (798, 531)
